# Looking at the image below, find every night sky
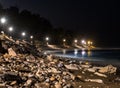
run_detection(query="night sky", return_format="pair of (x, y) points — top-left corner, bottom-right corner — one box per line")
(0, 0), (120, 47)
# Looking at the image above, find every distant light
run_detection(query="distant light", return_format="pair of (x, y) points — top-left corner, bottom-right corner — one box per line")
(46, 37), (49, 41)
(81, 40), (86, 44)
(63, 49), (66, 54)
(30, 35), (33, 39)
(63, 39), (66, 42)
(82, 50), (86, 56)
(74, 39), (78, 43)
(8, 27), (13, 32)
(22, 32), (26, 36)
(74, 49), (78, 55)
(0, 17), (6, 24)
(1, 31), (4, 34)
(88, 41), (91, 45)
(91, 42), (93, 45)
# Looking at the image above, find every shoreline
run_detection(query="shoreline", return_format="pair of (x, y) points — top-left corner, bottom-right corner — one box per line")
(52, 54), (120, 67)
(43, 48), (120, 67)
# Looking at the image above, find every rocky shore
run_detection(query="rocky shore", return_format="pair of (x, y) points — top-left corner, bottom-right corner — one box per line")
(0, 34), (120, 88)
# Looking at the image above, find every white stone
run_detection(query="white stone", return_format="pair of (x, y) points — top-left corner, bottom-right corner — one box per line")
(81, 65), (91, 68)
(65, 64), (78, 70)
(8, 48), (17, 57)
(25, 79), (32, 86)
(99, 65), (117, 74)
(85, 79), (103, 83)
(49, 67), (61, 74)
(94, 72), (107, 78)
(87, 68), (96, 73)
(55, 82), (62, 88)
(0, 83), (5, 87)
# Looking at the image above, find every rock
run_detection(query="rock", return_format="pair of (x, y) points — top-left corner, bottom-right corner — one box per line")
(50, 77), (55, 81)
(82, 71), (85, 74)
(48, 67), (61, 74)
(75, 75), (84, 82)
(63, 84), (73, 88)
(87, 68), (96, 73)
(85, 79), (103, 83)
(3, 73), (23, 83)
(55, 82), (62, 88)
(79, 85), (82, 88)
(94, 72), (107, 78)
(10, 81), (17, 85)
(35, 83), (50, 88)
(58, 62), (64, 68)
(47, 55), (53, 61)
(81, 65), (91, 68)
(45, 78), (50, 82)
(25, 79), (32, 86)
(67, 72), (75, 80)
(3, 53), (11, 58)
(115, 77), (120, 82)
(65, 64), (78, 70)
(0, 83), (5, 87)
(8, 48), (17, 57)
(99, 65), (117, 74)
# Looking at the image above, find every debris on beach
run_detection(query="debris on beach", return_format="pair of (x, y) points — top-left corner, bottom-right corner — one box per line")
(0, 34), (120, 88)
(98, 65), (117, 74)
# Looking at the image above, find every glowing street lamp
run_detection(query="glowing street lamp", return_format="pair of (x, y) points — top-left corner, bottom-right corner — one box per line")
(63, 39), (66, 45)
(8, 27), (13, 32)
(81, 40), (86, 45)
(30, 35), (33, 39)
(88, 41), (91, 45)
(74, 39), (78, 43)
(46, 37), (49, 45)
(0, 17), (7, 34)
(88, 41), (93, 45)
(63, 39), (66, 42)
(0, 17), (6, 24)
(30, 35), (33, 44)
(22, 32), (26, 37)
(46, 37), (49, 41)
(91, 42), (93, 45)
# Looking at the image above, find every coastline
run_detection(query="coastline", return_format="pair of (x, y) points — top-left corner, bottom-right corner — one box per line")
(44, 48), (120, 67)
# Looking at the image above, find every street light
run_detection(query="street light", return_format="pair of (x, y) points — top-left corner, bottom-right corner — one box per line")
(88, 41), (91, 45)
(46, 37), (49, 45)
(91, 42), (93, 45)
(0, 17), (6, 24)
(0, 17), (7, 34)
(63, 39), (66, 42)
(30, 35), (33, 39)
(46, 37), (49, 41)
(81, 40), (86, 44)
(22, 32), (26, 37)
(74, 39), (78, 43)
(8, 27), (13, 32)
(63, 39), (66, 46)
(30, 35), (33, 44)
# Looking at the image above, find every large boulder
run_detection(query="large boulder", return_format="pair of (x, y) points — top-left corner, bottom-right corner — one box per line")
(65, 64), (79, 70)
(99, 65), (117, 74)
(8, 48), (17, 57)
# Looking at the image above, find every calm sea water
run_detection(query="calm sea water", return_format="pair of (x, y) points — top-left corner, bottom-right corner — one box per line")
(55, 49), (120, 62)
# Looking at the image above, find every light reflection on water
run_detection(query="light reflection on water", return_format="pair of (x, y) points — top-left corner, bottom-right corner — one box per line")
(81, 50), (86, 56)
(74, 49), (78, 55)
(59, 49), (120, 62)
(62, 49), (66, 54)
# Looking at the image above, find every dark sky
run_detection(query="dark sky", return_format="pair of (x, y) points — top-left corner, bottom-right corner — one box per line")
(0, 0), (120, 47)
(0, 0), (118, 30)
